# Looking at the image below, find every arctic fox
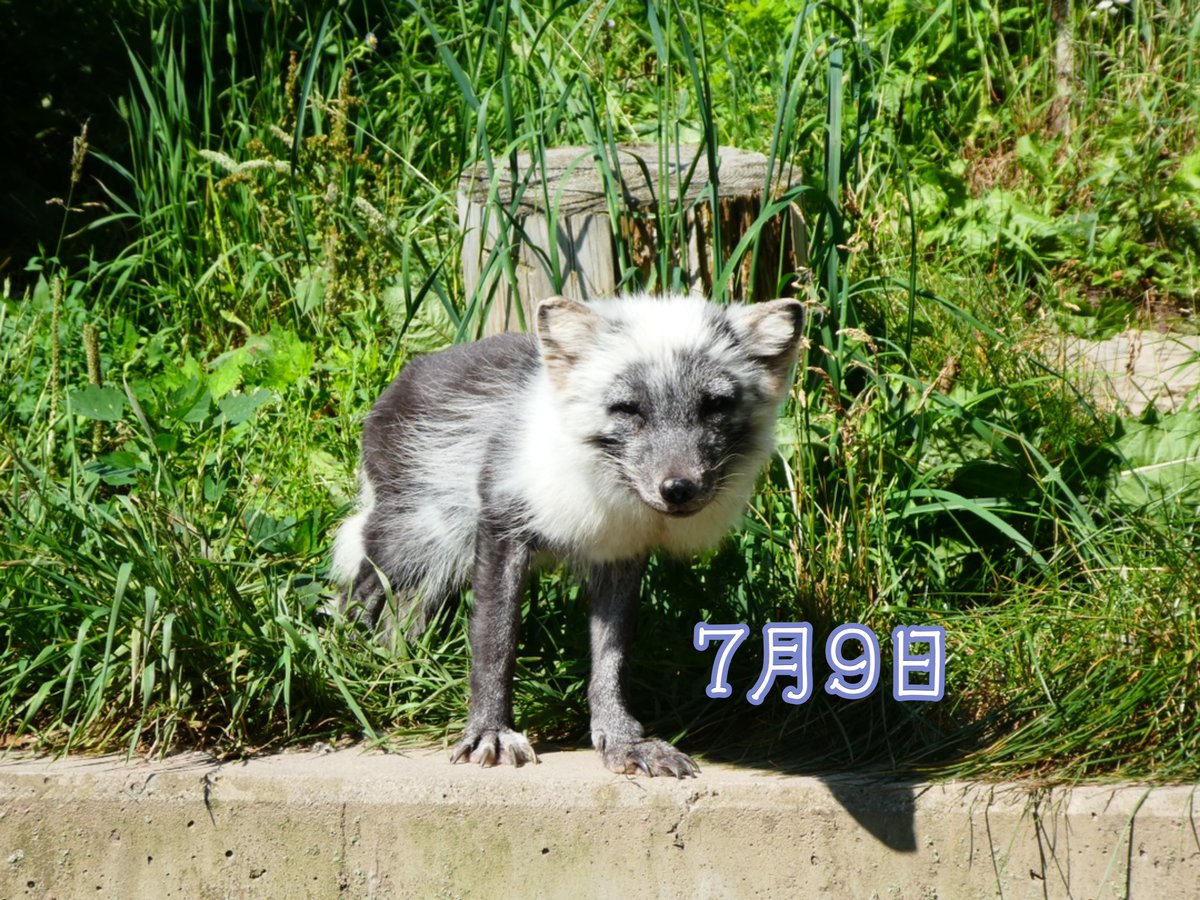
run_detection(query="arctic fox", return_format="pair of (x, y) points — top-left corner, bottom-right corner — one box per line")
(331, 293), (804, 777)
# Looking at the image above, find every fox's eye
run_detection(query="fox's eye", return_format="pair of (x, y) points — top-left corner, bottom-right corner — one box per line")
(608, 400), (643, 419)
(699, 392), (737, 416)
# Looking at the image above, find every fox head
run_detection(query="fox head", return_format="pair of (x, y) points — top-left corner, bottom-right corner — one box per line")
(536, 294), (805, 518)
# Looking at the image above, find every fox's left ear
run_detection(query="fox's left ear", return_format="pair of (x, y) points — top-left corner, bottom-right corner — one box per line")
(731, 299), (806, 385)
(536, 295), (603, 385)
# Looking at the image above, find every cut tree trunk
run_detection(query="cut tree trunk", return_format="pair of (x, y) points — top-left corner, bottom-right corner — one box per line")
(457, 144), (806, 335)
(1051, 0), (1074, 137)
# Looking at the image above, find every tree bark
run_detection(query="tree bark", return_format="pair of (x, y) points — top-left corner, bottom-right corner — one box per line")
(1051, 0), (1075, 137)
(458, 144), (806, 335)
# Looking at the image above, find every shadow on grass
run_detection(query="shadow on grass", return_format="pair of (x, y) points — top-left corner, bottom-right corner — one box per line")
(507, 576), (1005, 857)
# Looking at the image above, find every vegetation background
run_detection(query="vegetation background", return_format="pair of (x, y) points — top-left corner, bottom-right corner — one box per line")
(1, 0), (1197, 782)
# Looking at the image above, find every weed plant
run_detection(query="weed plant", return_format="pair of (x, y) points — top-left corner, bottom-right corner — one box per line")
(1, 0), (1197, 781)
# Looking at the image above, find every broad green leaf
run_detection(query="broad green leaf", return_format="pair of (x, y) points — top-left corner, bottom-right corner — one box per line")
(70, 385), (126, 421)
(218, 388), (273, 426)
(207, 350), (245, 400)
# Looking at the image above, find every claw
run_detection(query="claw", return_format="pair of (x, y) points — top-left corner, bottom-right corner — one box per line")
(600, 738), (699, 778)
(500, 741), (518, 767)
(450, 727), (538, 768)
(476, 741), (497, 767)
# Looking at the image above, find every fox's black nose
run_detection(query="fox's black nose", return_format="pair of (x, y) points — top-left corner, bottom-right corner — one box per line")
(660, 477), (700, 506)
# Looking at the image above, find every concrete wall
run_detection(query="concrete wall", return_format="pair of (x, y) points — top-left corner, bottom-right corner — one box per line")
(2, 748), (1197, 899)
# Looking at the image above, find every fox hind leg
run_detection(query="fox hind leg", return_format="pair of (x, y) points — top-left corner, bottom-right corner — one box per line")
(344, 558), (391, 629)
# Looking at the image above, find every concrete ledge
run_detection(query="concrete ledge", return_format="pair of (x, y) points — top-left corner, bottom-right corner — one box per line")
(2, 747), (1197, 898)
(1062, 330), (1200, 416)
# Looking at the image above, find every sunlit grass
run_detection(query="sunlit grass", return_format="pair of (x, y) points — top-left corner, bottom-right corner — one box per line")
(1, 0), (1196, 782)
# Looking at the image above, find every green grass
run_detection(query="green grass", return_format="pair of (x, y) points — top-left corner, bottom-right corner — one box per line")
(1, 0), (1198, 782)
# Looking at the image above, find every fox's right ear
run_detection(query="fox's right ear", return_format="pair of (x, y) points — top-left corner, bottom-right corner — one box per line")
(731, 299), (807, 394)
(536, 296), (602, 380)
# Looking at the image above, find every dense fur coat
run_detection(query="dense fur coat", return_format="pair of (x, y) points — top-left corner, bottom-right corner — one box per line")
(332, 294), (804, 775)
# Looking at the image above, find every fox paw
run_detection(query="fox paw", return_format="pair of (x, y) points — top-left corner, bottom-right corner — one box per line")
(449, 727), (538, 768)
(599, 738), (699, 779)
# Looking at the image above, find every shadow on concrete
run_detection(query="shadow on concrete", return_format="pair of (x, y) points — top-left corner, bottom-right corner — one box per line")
(817, 773), (923, 852)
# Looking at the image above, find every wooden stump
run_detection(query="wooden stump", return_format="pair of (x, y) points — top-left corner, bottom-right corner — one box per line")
(457, 144), (805, 334)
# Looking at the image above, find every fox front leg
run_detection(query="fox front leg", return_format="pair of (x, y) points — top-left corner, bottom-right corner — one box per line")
(450, 514), (538, 768)
(587, 559), (700, 779)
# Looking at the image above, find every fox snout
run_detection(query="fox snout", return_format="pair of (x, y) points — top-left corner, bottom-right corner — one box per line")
(660, 476), (701, 509)
(644, 466), (715, 517)
(624, 429), (726, 517)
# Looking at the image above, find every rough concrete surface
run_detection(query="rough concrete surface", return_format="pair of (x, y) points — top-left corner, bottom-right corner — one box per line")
(2, 747), (1197, 899)
(1059, 330), (1200, 416)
